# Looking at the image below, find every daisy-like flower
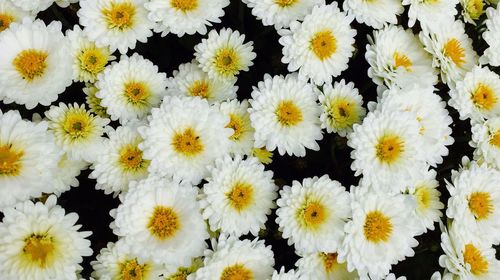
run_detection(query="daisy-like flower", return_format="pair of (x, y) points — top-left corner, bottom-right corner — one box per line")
(347, 110), (427, 192)
(90, 123), (150, 196)
(279, 3), (356, 86)
(449, 66), (500, 123)
(249, 74), (323, 157)
(7, 0), (54, 14)
(338, 187), (419, 280)
(366, 25), (438, 89)
(45, 102), (110, 163)
(343, 0), (403, 29)
(272, 267), (299, 280)
(139, 96), (232, 184)
(194, 28), (256, 82)
(460, 0), (485, 24)
(84, 84), (109, 118)
(91, 239), (167, 280)
(0, 110), (61, 210)
(481, 7), (500, 66)
(296, 252), (358, 280)
(402, 0), (458, 31)
(166, 60), (237, 104)
(217, 99), (255, 156)
(66, 25), (114, 83)
(193, 235), (274, 280)
(471, 117), (500, 169)
(0, 196), (92, 280)
(419, 20), (478, 86)
(319, 80), (366, 137)
(78, 0), (154, 54)
(276, 175), (351, 254)
(0, 1), (33, 32)
(244, 0), (324, 29)
(0, 19), (72, 109)
(145, 0), (229, 37)
(111, 176), (208, 267)
(96, 53), (168, 124)
(52, 154), (88, 196)
(200, 155), (277, 237)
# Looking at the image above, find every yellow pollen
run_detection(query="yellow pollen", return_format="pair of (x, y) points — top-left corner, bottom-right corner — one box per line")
(220, 264), (254, 280)
(226, 114), (244, 140)
(327, 98), (360, 130)
(393, 52), (413, 71)
(297, 200), (328, 230)
(320, 253), (339, 273)
(226, 182), (254, 211)
(0, 144), (24, 176)
(214, 47), (240, 77)
(375, 134), (405, 164)
(171, 0), (198, 12)
(363, 210), (393, 243)
(472, 83), (497, 111)
(119, 259), (150, 280)
(78, 47), (108, 76)
(463, 244), (489, 275)
(23, 234), (56, 268)
(443, 38), (465, 67)
(490, 129), (500, 148)
(119, 144), (148, 172)
(414, 186), (431, 210)
(0, 13), (15, 32)
(148, 206), (180, 240)
(102, 2), (136, 30)
(171, 127), (204, 157)
(62, 109), (93, 140)
(124, 81), (151, 105)
(466, 0), (484, 20)
(274, 0), (299, 7)
(310, 30), (337, 61)
(276, 100), (303, 127)
(188, 80), (210, 98)
(468, 192), (493, 221)
(13, 49), (48, 82)
(251, 147), (273, 165)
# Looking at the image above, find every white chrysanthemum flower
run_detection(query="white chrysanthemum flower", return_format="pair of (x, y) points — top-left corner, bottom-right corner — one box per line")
(194, 28), (256, 82)
(272, 266), (299, 280)
(45, 102), (110, 163)
(446, 163), (500, 245)
(111, 176), (208, 267)
(279, 3), (356, 86)
(366, 25), (438, 89)
(78, 0), (154, 54)
(52, 154), (88, 196)
(91, 239), (167, 280)
(460, 0), (485, 24)
(343, 0), (403, 29)
(90, 123), (150, 196)
(200, 155), (277, 237)
(166, 60), (237, 104)
(0, 19), (72, 109)
(419, 20), (478, 86)
(139, 96), (232, 185)
(7, 0), (54, 13)
(0, 1), (33, 32)
(66, 25), (114, 83)
(55, 0), (79, 8)
(347, 111), (427, 192)
(276, 175), (351, 254)
(96, 53), (168, 124)
(217, 99), (255, 156)
(193, 235), (274, 280)
(0, 110), (61, 210)
(471, 117), (500, 169)
(338, 187), (419, 280)
(249, 74), (323, 157)
(145, 0), (229, 37)
(296, 252), (358, 280)
(319, 80), (366, 137)
(244, 0), (324, 29)
(481, 7), (500, 66)
(402, 0), (458, 31)
(449, 66), (500, 123)
(0, 196), (92, 280)
(84, 84), (109, 119)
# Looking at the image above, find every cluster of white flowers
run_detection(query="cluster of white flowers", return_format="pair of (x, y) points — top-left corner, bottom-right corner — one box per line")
(1, 0), (500, 279)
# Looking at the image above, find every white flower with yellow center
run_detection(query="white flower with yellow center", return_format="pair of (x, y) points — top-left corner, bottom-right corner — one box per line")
(460, 0), (485, 24)
(481, 7), (500, 67)
(84, 84), (109, 119)
(66, 25), (115, 83)
(138, 96), (232, 184)
(419, 20), (478, 86)
(91, 239), (167, 280)
(343, 0), (403, 29)
(111, 176), (208, 267)
(52, 154), (88, 196)
(90, 123), (150, 196)
(45, 102), (110, 163)
(96, 53), (168, 124)
(0, 196), (93, 280)
(0, 1), (33, 32)
(319, 80), (366, 137)
(402, 0), (458, 31)
(366, 25), (438, 89)
(296, 251), (358, 280)
(0, 19), (72, 109)
(193, 235), (274, 280)
(217, 99), (255, 156)
(338, 188), (419, 279)
(471, 117), (500, 169)
(279, 3), (356, 86)
(145, 0), (229, 37)
(78, 0), (154, 54)
(166, 60), (237, 104)
(276, 175), (351, 254)
(200, 155), (277, 237)
(194, 28), (256, 82)
(249, 74), (323, 157)
(449, 66), (500, 123)
(7, 0), (54, 14)
(272, 266), (299, 280)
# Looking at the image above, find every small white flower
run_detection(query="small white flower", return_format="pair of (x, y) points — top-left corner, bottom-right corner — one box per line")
(471, 117), (500, 169)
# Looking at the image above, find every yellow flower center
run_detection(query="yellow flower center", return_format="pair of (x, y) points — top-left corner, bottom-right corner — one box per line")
(375, 134), (405, 164)
(463, 244), (489, 275)
(119, 259), (150, 280)
(226, 182), (254, 212)
(443, 38), (465, 67)
(274, 0), (299, 7)
(102, 2), (136, 30)
(320, 253), (339, 274)
(170, 0), (198, 12)
(276, 100), (303, 127)
(124, 81), (151, 105)
(468, 192), (493, 221)
(188, 80), (210, 98)
(171, 127), (204, 157)
(472, 83), (497, 111)
(393, 52), (413, 71)
(327, 98), (361, 130)
(167, 269), (189, 280)
(363, 210), (393, 243)
(0, 143), (24, 176)
(148, 206), (180, 240)
(62, 109), (93, 140)
(310, 30), (337, 61)
(251, 147), (273, 165)
(489, 129), (500, 148)
(220, 264), (254, 280)
(297, 200), (328, 230)
(77, 46), (108, 76)
(414, 185), (431, 211)
(226, 114), (244, 140)
(0, 13), (15, 32)
(214, 47), (240, 78)
(466, 0), (484, 20)
(119, 144), (149, 172)
(13, 49), (48, 82)
(23, 234), (56, 268)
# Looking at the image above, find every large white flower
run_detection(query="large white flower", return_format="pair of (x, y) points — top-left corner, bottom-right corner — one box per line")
(217, 99), (255, 156)
(296, 251), (358, 280)
(481, 7), (500, 66)
(0, 1), (33, 32)
(402, 0), (458, 31)
(343, 0), (403, 29)
(471, 117), (500, 169)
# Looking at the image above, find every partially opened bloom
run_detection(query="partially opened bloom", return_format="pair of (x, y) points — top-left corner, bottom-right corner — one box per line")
(471, 117), (500, 169)
(217, 99), (255, 156)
